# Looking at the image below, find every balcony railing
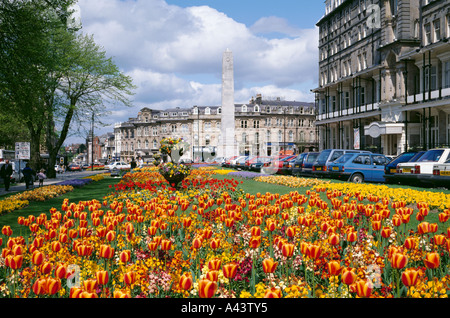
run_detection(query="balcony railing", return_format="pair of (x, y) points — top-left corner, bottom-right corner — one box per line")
(317, 102), (380, 121)
(406, 87), (450, 104)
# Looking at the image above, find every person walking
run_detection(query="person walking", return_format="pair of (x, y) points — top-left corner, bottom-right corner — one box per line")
(0, 160), (13, 191)
(22, 163), (35, 189)
(37, 169), (47, 187)
(130, 158), (137, 171)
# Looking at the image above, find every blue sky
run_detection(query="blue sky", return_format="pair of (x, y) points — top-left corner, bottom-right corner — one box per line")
(67, 0), (325, 143)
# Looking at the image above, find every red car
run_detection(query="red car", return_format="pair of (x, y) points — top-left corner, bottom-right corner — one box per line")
(263, 155), (296, 173)
(68, 164), (81, 171)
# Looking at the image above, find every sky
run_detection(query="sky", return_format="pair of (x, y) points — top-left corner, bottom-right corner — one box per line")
(67, 0), (325, 144)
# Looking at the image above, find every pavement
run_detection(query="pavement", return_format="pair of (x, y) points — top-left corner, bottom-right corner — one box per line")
(0, 170), (108, 197)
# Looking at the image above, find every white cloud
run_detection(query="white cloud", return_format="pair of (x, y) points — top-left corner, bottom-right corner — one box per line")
(66, 0), (319, 143)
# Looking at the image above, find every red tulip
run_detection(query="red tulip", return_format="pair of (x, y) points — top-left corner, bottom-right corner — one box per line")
(209, 238), (221, 250)
(69, 287), (83, 298)
(328, 233), (340, 246)
(264, 287), (282, 298)
(308, 244), (322, 259)
(206, 270), (219, 282)
(96, 270), (109, 285)
(266, 218), (277, 232)
(223, 263), (238, 279)
(249, 236), (261, 249)
(251, 226), (261, 237)
(46, 278), (61, 296)
(381, 226), (392, 239)
(433, 234), (447, 246)
(346, 230), (357, 243)
(417, 222), (430, 235)
(6, 254), (23, 270)
(161, 239), (172, 251)
(179, 273), (193, 290)
(281, 242), (295, 258)
(31, 250), (44, 266)
(401, 269), (419, 287)
(2, 225), (12, 236)
(404, 237), (416, 250)
(83, 279), (98, 293)
(355, 279), (372, 298)
(207, 258), (222, 271)
(424, 252), (440, 269)
(99, 244), (115, 259)
(55, 264), (68, 279)
(124, 271), (136, 285)
(341, 267), (357, 285)
(390, 253), (408, 269)
(285, 226), (296, 238)
(32, 278), (46, 296)
(119, 250), (131, 263)
(198, 279), (218, 298)
(106, 230), (116, 242)
(51, 241), (62, 253)
(327, 260), (342, 276)
(262, 258), (278, 274)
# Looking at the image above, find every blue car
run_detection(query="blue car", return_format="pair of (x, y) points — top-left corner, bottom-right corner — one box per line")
(384, 151), (425, 184)
(327, 153), (391, 183)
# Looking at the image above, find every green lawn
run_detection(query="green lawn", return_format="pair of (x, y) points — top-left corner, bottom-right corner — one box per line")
(1, 170), (449, 239)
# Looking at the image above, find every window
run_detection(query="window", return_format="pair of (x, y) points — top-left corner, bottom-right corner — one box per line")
(153, 140), (157, 149)
(373, 155), (388, 165)
(193, 107), (198, 115)
(145, 140), (149, 149)
(254, 105), (260, 112)
(205, 122), (211, 131)
(266, 130), (271, 141)
(205, 107), (211, 115)
(241, 120), (248, 128)
(433, 19), (441, 42)
(217, 107), (222, 114)
(253, 120), (260, 129)
(182, 124), (188, 133)
(278, 131), (282, 142)
(444, 61), (450, 89)
(424, 23), (431, 45)
(241, 105), (247, 112)
(300, 131), (305, 142)
(424, 66), (437, 91)
(289, 131), (294, 142)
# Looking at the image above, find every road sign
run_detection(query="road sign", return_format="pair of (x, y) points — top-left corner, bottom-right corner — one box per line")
(15, 142), (30, 160)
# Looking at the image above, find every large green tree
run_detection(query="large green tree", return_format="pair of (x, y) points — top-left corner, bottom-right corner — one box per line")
(0, 0), (135, 177)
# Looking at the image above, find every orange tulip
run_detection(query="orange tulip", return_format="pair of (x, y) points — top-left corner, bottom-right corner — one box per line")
(381, 226), (392, 239)
(47, 278), (61, 296)
(2, 225), (12, 236)
(83, 279), (98, 293)
(308, 244), (322, 259)
(96, 270), (109, 285)
(328, 233), (340, 246)
(55, 264), (68, 279)
(51, 240), (62, 253)
(31, 250), (44, 266)
(264, 287), (282, 298)
(161, 239), (172, 251)
(207, 258), (222, 271)
(40, 261), (53, 275)
(355, 279), (372, 298)
(249, 236), (261, 249)
(262, 258), (278, 274)
(433, 234), (447, 246)
(209, 238), (221, 250)
(346, 231), (357, 243)
(80, 291), (98, 298)
(99, 244), (115, 259)
(124, 271), (136, 285)
(179, 273), (193, 290)
(341, 267), (357, 285)
(390, 253), (408, 269)
(222, 263), (238, 279)
(266, 218), (277, 232)
(198, 279), (218, 298)
(113, 290), (131, 298)
(6, 254), (23, 270)
(327, 260), (342, 276)
(69, 287), (83, 298)
(417, 222), (430, 235)
(401, 269), (419, 287)
(404, 237), (416, 250)
(32, 278), (46, 296)
(423, 252), (440, 269)
(147, 241), (158, 251)
(106, 230), (116, 242)
(119, 250), (131, 263)
(285, 226), (296, 238)
(281, 242), (295, 258)
(206, 270), (219, 282)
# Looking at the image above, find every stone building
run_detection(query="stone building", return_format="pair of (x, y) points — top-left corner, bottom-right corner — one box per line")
(313, 0), (450, 156)
(112, 95), (318, 163)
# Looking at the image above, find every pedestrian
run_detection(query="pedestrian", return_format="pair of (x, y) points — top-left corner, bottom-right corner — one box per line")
(0, 160), (13, 191)
(130, 158), (137, 171)
(37, 169), (47, 187)
(138, 157), (144, 168)
(22, 163), (35, 190)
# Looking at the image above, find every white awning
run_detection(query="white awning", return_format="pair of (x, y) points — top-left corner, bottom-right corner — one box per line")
(364, 122), (404, 138)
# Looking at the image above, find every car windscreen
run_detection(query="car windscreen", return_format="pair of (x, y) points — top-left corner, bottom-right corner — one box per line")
(408, 151), (425, 162)
(306, 153), (319, 163)
(333, 153), (354, 164)
(389, 152), (417, 165)
(417, 150), (444, 162)
(316, 150), (331, 163)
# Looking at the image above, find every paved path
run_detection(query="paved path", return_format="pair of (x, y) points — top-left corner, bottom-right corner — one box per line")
(0, 170), (108, 197)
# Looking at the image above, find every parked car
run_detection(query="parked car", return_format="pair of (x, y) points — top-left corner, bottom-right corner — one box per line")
(292, 152), (320, 177)
(312, 149), (372, 178)
(235, 156), (250, 170)
(384, 151), (425, 184)
(328, 153), (390, 183)
(279, 155), (301, 175)
(249, 157), (272, 172)
(224, 156), (239, 168)
(106, 161), (131, 170)
(395, 148), (450, 186)
(55, 165), (64, 174)
(67, 164), (81, 171)
(262, 155), (296, 174)
(430, 158), (450, 188)
(230, 156), (247, 169)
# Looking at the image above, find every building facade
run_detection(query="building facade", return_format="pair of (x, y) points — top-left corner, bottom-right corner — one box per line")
(112, 95), (318, 163)
(314, 0), (450, 156)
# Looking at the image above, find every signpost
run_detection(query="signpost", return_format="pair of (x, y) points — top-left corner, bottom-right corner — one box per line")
(15, 142), (30, 180)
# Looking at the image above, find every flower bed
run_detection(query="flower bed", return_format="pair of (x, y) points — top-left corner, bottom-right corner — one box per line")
(0, 168), (450, 299)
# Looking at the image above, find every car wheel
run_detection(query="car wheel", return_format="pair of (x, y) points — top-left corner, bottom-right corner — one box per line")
(350, 173), (364, 183)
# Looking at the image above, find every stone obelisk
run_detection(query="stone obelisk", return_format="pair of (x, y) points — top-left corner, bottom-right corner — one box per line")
(220, 49), (236, 158)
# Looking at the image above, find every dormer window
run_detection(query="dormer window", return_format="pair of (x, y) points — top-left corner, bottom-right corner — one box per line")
(241, 105), (247, 112)
(205, 107), (211, 115)
(193, 107), (198, 115)
(254, 105), (260, 112)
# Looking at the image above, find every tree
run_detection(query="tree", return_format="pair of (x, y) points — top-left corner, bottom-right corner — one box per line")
(0, 0), (135, 177)
(45, 33), (135, 177)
